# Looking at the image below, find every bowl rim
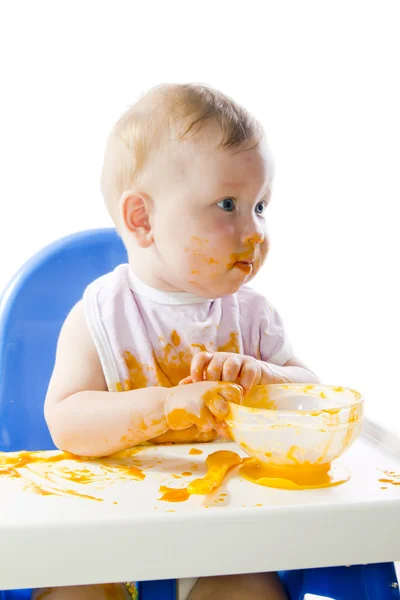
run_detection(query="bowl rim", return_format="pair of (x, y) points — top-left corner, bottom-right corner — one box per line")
(228, 383), (364, 416)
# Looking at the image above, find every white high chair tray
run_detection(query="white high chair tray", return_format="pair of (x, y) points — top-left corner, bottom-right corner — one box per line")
(1, 420), (400, 590)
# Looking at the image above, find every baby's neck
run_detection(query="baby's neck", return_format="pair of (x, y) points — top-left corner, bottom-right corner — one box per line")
(128, 267), (212, 306)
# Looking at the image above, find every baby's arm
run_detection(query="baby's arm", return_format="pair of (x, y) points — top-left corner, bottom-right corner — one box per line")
(265, 354), (320, 384)
(44, 301), (170, 457)
(45, 302), (241, 457)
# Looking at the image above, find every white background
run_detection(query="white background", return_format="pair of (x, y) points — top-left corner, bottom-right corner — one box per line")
(0, 1), (399, 430)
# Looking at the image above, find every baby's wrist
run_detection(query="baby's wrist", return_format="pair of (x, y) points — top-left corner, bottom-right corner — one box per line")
(260, 361), (292, 384)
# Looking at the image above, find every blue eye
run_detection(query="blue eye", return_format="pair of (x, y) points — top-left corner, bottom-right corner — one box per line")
(255, 202), (266, 215)
(217, 198), (236, 212)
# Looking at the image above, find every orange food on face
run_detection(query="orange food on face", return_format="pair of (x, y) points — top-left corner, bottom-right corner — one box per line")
(233, 262), (253, 274)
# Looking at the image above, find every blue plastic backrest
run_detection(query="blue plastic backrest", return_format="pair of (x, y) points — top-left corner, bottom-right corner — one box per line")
(0, 228), (127, 452)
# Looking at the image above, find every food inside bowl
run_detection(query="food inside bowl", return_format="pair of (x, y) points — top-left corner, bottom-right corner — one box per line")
(226, 383), (364, 490)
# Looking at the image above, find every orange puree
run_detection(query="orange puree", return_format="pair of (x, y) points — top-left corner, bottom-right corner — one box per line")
(378, 470), (400, 486)
(0, 449), (145, 501)
(159, 486), (190, 502)
(167, 407), (211, 430)
(188, 450), (242, 495)
(159, 450), (242, 502)
(189, 448), (203, 455)
(240, 459), (351, 490)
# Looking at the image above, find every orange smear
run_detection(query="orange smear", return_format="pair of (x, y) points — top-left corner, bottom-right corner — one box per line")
(119, 329), (242, 390)
(159, 450), (242, 502)
(191, 343), (207, 352)
(0, 448), (145, 501)
(188, 450), (242, 495)
(151, 427), (217, 444)
(240, 460), (350, 490)
(122, 351), (150, 389)
(54, 488), (104, 502)
(218, 331), (240, 354)
(378, 470), (400, 486)
(171, 330), (181, 347)
(154, 331), (202, 386)
(123, 466), (145, 480)
(159, 486), (190, 503)
(0, 451), (75, 471)
(189, 448), (203, 455)
(167, 407), (211, 430)
(234, 262), (252, 274)
(242, 386), (277, 409)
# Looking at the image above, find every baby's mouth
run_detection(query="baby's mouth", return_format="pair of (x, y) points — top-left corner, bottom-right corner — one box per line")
(233, 260), (254, 274)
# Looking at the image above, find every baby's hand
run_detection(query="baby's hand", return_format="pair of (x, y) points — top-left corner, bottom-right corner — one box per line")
(179, 351), (265, 396)
(164, 381), (243, 437)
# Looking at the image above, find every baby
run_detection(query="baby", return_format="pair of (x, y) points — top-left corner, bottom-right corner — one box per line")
(37, 83), (320, 600)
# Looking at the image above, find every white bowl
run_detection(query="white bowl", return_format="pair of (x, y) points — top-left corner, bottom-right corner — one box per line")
(226, 384), (363, 468)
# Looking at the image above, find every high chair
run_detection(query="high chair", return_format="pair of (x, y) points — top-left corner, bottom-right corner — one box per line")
(0, 229), (398, 600)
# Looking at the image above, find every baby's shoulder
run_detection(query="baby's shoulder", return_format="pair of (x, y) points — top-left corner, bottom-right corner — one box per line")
(84, 263), (130, 298)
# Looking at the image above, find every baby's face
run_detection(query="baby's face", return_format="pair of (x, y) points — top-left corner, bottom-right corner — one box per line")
(144, 125), (274, 298)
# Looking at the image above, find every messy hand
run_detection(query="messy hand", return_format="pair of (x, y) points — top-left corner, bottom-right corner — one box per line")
(164, 380), (243, 438)
(179, 352), (268, 396)
(150, 427), (218, 444)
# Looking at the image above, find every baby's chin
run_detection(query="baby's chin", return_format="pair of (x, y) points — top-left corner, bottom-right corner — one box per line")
(186, 276), (252, 299)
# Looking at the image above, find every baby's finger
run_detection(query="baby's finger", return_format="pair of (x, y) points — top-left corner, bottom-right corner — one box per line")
(190, 352), (213, 383)
(214, 422), (232, 439)
(214, 382), (243, 405)
(206, 354), (224, 382)
(178, 375), (193, 386)
(192, 404), (216, 432)
(204, 382), (243, 421)
(222, 355), (242, 383)
(238, 360), (259, 395)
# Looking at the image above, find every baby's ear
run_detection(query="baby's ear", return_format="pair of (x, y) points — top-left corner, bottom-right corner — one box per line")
(120, 189), (153, 248)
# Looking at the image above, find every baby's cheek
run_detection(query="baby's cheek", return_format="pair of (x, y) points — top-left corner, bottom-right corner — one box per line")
(185, 237), (225, 279)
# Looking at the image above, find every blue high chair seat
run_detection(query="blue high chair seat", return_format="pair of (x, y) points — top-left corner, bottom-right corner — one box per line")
(0, 229), (398, 600)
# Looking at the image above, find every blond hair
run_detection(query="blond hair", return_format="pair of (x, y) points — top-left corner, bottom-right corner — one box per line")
(100, 83), (263, 222)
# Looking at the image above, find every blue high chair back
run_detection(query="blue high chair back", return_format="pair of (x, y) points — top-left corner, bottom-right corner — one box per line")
(0, 228), (127, 452)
